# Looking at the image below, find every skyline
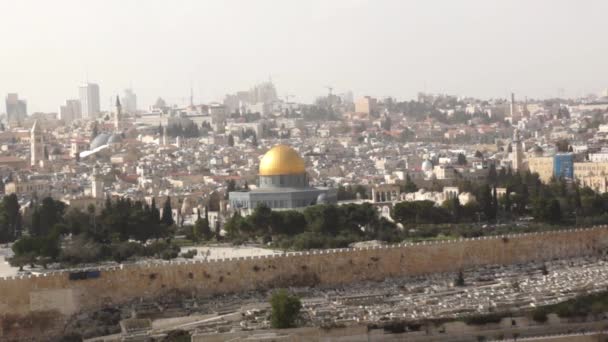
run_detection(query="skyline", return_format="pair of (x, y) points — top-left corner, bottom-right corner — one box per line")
(2, 0), (608, 112)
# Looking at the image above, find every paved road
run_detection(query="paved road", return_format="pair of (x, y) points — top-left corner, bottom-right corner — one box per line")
(320, 320), (608, 341)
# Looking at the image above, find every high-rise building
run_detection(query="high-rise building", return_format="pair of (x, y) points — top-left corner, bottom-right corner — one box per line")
(79, 83), (101, 118)
(210, 103), (227, 133)
(509, 92), (521, 123)
(355, 96), (377, 116)
(554, 153), (574, 180)
(59, 99), (82, 123)
(121, 88), (137, 113)
(5, 93), (27, 124)
(249, 81), (278, 105)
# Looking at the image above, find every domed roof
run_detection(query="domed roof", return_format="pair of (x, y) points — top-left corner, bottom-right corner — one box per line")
(422, 159), (433, 172)
(90, 133), (110, 149)
(108, 134), (123, 144)
(530, 145), (543, 153)
(259, 145), (306, 176)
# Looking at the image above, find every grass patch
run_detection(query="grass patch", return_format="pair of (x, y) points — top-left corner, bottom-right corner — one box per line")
(533, 291), (608, 320)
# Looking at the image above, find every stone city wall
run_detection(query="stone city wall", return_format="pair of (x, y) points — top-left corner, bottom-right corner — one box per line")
(1, 226), (608, 339)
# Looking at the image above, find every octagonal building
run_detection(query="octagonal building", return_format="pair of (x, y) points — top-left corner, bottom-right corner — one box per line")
(229, 144), (337, 214)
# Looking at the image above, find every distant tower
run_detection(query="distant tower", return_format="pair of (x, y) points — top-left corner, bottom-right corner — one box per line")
(189, 85), (194, 108)
(79, 83), (101, 118)
(30, 120), (44, 167)
(114, 96), (122, 131)
(162, 125), (168, 145)
(509, 92), (520, 123)
(91, 166), (103, 199)
(522, 97), (530, 117)
(511, 129), (524, 171)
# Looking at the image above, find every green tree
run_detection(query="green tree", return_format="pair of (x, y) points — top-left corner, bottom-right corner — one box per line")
(1, 194), (22, 241)
(30, 208), (42, 237)
(503, 188), (512, 213)
(457, 153), (467, 165)
(555, 139), (569, 152)
(393, 201), (451, 225)
(250, 204), (277, 237)
(161, 197), (174, 226)
(548, 199), (562, 224)
(303, 205), (341, 236)
(455, 270), (465, 286)
(517, 185), (529, 215)
(151, 198), (161, 222)
(488, 164), (497, 185)
(224, 212), (249, 239)
(403, 174), (418, 193)
(270, 289), (302, 329)
(226, 179), (236, 193)
(276, 211), (307, 235)
(162, 330), (190, 342)
(36, 197), (66, 237)
(443, 197), (462, 222)
(492, 185), (498, 220)
(479, 185), (495, 221)
(193, 212), (212, 241)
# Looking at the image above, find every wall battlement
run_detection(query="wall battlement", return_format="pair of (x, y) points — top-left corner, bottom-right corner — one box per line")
(1, 226), (602, 282)
(2, 226), (608, 339)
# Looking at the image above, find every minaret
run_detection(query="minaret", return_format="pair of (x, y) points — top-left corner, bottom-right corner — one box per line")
(509, 92), (523, 124)
(114, 96), (122, 131)
(91, 165), (103, 199)
(30, 120), (44, 167)
(511, 129), (524, 171)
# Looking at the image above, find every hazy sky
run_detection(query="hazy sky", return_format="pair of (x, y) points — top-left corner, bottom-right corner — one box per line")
(2, 0), (607, 112)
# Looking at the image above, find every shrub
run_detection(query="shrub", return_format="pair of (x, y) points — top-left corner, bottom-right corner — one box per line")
(464, 312), (507, 325)
(532, 310), (548, 323)
(270, 289), (302, 329)
(163, 330), (190, 342)
(59, 236), (104, 264)
(180, 249), (198, 259)
(111, 242), (143, 263)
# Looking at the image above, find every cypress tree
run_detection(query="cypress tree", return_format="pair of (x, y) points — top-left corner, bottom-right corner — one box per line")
(161, 197), (174, 226)
(151, 198), (160, 222)
(492, 185), (498, 221)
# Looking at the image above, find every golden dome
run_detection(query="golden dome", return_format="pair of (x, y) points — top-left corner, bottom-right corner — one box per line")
(259, 145), (306, 176)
